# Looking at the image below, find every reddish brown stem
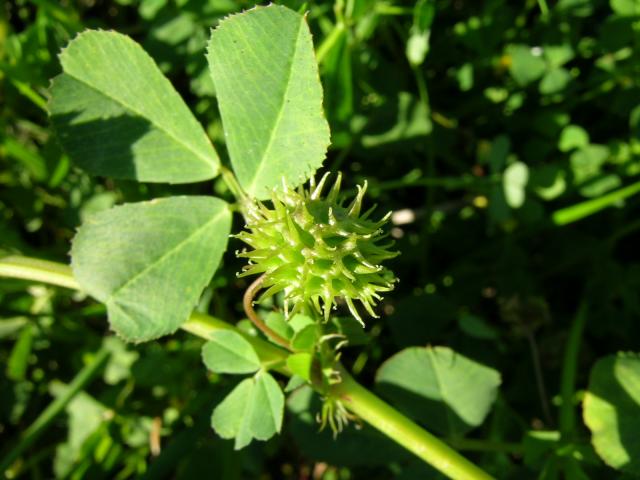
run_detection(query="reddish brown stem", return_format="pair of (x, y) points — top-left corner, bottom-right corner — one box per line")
(243, 274), (292, 350)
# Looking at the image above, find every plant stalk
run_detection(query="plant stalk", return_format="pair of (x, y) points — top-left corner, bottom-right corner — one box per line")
(0, 347), (110, 475)
(333, 368), (495, 480)
(0, 256), (80, 290)
(243, 274), (292, 350)
(537, 0), (549, 17)
(525, 329), (552, 426)
(219, 166), (253, 216)
(0, 256), (494, 480)
(552, 179), (640, 225)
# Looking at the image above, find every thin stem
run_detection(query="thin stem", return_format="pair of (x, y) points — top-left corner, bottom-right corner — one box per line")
(525, 329), (553, 425)
(243, 274), (292, 350)
(219, 166), (249, 204)
(375, 4), (412, 15)
(0, 347), (110, 474)
(10, 79), (48, 112)
(316, 22), (345, 64)
(0, 256), (494, 480)
(559, 302), (587, 439)
(537, 0), (549, 17)
(413, 67), (435, 280)
(333, 368), (495, 480)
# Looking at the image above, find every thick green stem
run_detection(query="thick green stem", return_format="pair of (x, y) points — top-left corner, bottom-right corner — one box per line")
(552, 180), (640, 225)
(333, 368), (495, 480)
(0, 256), (494, 480)
(0, 347), (110, 475)
(0, 256), (80, 290)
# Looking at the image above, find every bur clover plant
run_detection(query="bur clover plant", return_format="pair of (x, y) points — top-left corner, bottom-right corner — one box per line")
(49, 4), (398, 451)
(3, 2), (640, 479)
(37, 5), (506, 478)
(35, 4), (506, 479)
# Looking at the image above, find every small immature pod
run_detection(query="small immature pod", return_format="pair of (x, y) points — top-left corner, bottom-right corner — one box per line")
(236, 173), (398, 325)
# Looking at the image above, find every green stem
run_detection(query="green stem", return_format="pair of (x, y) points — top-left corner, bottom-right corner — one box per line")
(537, 0), (549, 17)
(183, 313), (289, 374)
(559, 302), (588, 439)
(413, 67), (435, 280)
(10, 79), (49, 112)
(375, 4), (412, 15)
(0, 347), (110, 475)
(0, 256), (80, 290)
(0, 256), (494, 480)
(219, 166), (249, 205)
(333, 368), (495, 480)
(552, 180), (640, 225)
(316, 22), (345, 64)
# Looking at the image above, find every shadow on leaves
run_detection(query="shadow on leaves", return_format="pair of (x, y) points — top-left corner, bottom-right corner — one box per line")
(51, 111), (151, 180)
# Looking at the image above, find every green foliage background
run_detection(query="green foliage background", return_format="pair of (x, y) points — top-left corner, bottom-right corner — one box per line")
(1, 0), (640, 478)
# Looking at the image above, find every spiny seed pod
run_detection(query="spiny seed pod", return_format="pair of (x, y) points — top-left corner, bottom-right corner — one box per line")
(236, 172), (398, 325)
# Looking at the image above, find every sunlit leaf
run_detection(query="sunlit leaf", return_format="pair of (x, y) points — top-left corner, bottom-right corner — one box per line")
(376, 346), (501, 436)
(211, 370), (284, 449)
(584, 352), (640, 474)
(72, 196), (231, 342)
(207, 5), (330, 199)
(50, 30), (219, 183)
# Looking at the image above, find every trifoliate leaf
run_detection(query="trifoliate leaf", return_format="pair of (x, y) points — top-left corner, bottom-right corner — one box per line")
(211, 370), (284, 449)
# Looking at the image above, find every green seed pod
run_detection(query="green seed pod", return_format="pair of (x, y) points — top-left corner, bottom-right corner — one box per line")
(236, 172), (398, 325)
